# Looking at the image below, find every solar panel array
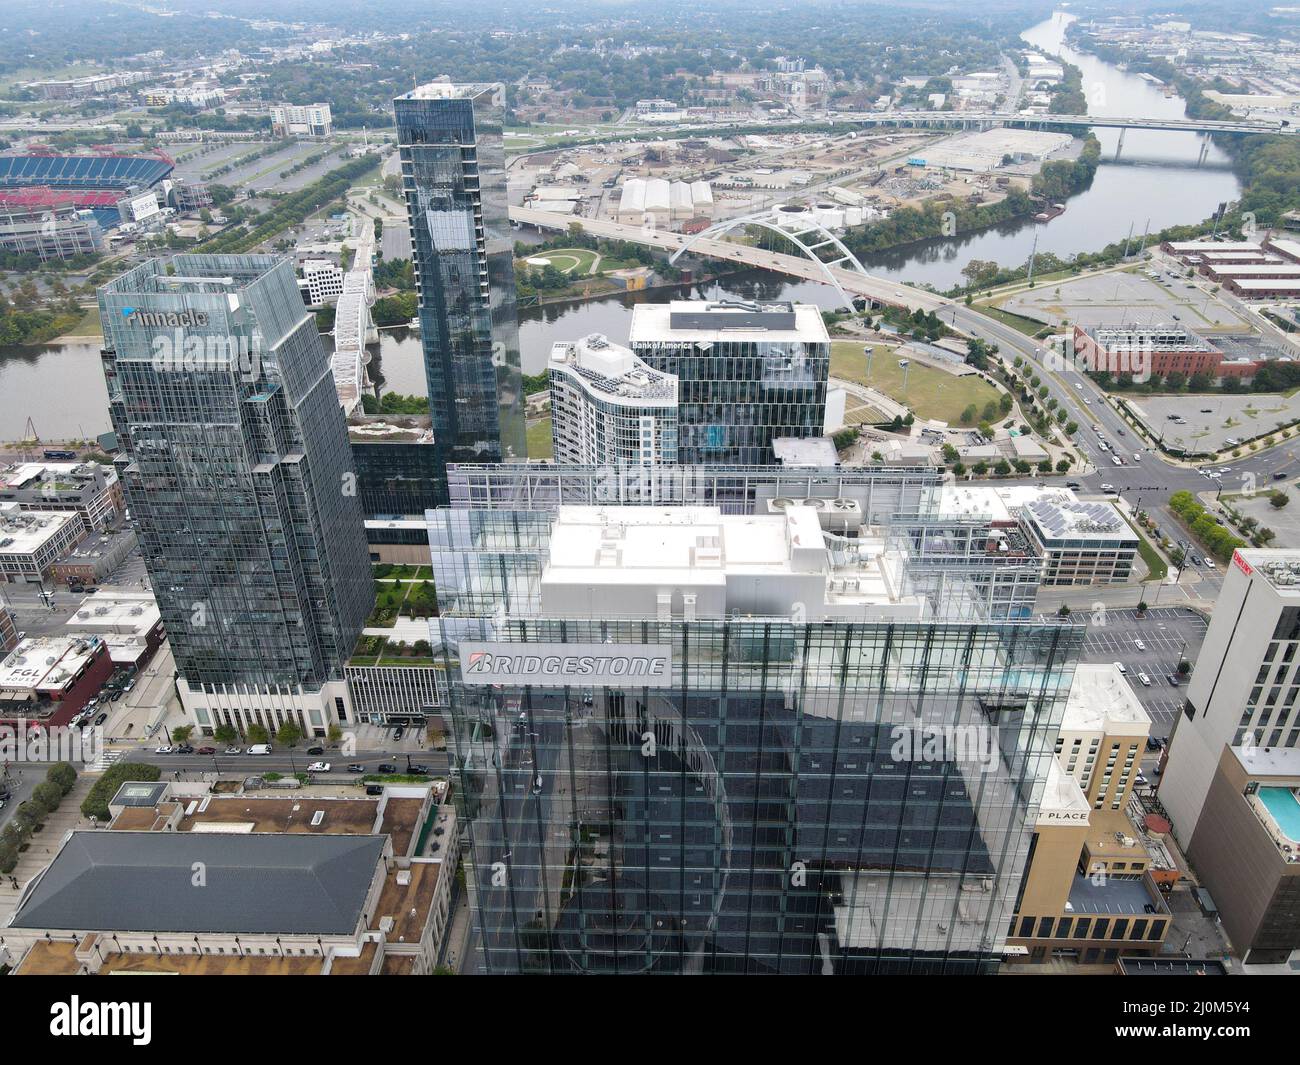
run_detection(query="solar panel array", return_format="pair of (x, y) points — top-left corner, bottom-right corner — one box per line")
(1027, 498), (1123, 536)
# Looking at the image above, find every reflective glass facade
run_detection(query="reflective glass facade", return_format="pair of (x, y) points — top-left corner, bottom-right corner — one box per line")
(429, 507), (1082, 974)
(395, 84), (524, 479)
(98, 255), (373, 689)
(629, 302), (828, 465)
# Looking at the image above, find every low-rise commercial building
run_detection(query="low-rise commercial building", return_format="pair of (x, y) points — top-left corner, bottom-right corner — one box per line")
(0, 504), (87, 583)
(0, 633), (113, 726)
(4, 780), (458, 976)
(50, 528), (136, 587)
(1072, 324), (1234, 380)
(0, 460), (124, 531)
(64, 591), (165, 670)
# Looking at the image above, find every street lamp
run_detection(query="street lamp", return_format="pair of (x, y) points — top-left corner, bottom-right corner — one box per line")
(898, 358), (910, 393)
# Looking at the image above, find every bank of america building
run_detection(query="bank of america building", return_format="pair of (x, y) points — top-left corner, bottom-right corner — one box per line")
(99, 256), (373, 736)
(428, 476), (1079, 973)
(628, 300), (829, 466)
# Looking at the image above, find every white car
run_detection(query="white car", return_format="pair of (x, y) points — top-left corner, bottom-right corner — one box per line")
(1074, 382), (1083, 390)
(1100, 483), (1115, 493)
(1114, 662), (1127, 675)
(307, 761), (331, 773)
(1134, 638), (1146, 651)
(1112, 456), (1123, 466)
(1084, 399), (1092, 405)
(154, 745), (173, 754)
(1137, 672), (1151, 687)
(1204, 558), (1216, 569)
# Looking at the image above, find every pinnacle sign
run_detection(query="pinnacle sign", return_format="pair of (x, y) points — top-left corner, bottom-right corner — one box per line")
(459, 642), (673, 687)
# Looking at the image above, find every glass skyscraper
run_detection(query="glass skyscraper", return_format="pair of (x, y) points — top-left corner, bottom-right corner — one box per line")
(429, 501), (1081, 974)
(628, 300), (829, 465)
(394, 81), (525, 482)
(99, 255), (373, 734)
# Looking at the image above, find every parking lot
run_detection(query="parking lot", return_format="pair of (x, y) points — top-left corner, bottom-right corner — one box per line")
(1074, 606), (1207, 736)
(1129, 393), (1300, 454)
(1002, 269), (1250, 330)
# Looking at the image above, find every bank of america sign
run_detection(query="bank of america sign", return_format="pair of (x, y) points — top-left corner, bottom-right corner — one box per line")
(459, 642), (673, 687)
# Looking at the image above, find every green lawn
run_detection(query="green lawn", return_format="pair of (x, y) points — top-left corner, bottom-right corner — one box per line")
(527, 417), (554, 459)
(830, 341), (1002, 426)
(517, 247), (600, 275)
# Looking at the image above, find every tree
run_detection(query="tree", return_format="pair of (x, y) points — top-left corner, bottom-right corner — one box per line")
(171, 724), (193, 744)
(48, 762), (76, 795)
(1272, 492), (1290, 509)
(276, 720), (303, 747)
(32, 781), (62, 812)
(247, 723), (270, 745)
(959, 404), (978, 425)
(1055, 459), (1070, 473)
(1057, 604), (1071, 617)
(214, 723), (238, 744)
(994, 459), (1011, 476)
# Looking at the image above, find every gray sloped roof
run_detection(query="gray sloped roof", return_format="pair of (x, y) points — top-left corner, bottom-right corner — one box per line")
(10, 831), (385, 936)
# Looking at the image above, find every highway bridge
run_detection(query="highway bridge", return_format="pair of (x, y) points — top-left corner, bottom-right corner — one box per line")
(826, 109), (1294, 137)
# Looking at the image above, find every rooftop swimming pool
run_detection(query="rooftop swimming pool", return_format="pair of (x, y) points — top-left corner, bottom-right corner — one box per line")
(1258, 787), (1300, 844)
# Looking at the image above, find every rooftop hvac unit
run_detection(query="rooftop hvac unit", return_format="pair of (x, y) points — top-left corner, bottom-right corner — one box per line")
(396, 869), (411, 886)
(800, 498), (828, 510)
(767, 498), (798, 512)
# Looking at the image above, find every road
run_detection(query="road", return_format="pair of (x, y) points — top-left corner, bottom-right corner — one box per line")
(514, 208), (1300, 575)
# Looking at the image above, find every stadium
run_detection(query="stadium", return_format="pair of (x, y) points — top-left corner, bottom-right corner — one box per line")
(0, 148), (175, 228)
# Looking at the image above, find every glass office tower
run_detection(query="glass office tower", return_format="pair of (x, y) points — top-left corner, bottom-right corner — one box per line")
(394, 81), (525, 482)
(99, 255), (373, 730)
(628, 300), (829, 465)
(430, 503), (1081, 974)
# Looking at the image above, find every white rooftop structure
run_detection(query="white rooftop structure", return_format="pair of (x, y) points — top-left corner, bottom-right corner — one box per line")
(0, 635), (104, 696)
(538, 505), (925, 622)
(67, 591), (161, 638)
(771, 436), (840, 468)
(548, 334), (677, 405)
(1062, 663), (1152, 735)
(629, 300), (829, 345)
(0, 504), (83, 557)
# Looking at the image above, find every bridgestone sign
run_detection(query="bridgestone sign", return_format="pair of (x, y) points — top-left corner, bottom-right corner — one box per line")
(459, 642), (673, 687)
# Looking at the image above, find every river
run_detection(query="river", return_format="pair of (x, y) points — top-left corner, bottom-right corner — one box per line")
(0, 10), (1248, 433)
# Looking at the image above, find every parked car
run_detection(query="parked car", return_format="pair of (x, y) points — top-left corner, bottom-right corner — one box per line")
(154, 745), (173, 754)
(347, 764), (366, 773)
(1146, 737), (1164, 752)
(393, 726), (405, 740)
(307, 761), (331, 773)
(407, 764), (430, 775)
(224, 746), (242, 755)
(365, 784), (384, 796)
(306, 746), (324, 756)
(1133, 638), (1146, 651)
(1167, 673), (1181, 686)
(176, 744), (194, 754)
(94, 712), (108, 726)
(1204, 558), (1216, 569)
(1137, 672), (1151, 687)
(196, 746), (215, 755)
(377, 763), (397, 774)
(1114, 662), (1127, 675)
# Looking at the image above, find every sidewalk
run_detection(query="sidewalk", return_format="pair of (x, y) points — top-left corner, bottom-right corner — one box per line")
(0, 772), (97, 923)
